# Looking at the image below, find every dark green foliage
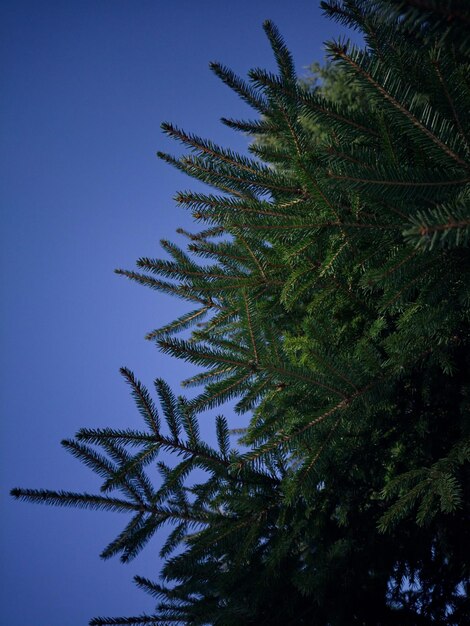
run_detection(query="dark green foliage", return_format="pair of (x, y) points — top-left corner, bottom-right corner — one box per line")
(11, 1), (470, 624)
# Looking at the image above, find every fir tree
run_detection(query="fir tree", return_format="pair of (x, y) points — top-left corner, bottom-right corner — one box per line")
(12, 1), (470, 624)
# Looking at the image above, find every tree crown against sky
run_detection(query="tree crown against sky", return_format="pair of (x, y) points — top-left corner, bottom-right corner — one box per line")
(11, 1), (470, 624)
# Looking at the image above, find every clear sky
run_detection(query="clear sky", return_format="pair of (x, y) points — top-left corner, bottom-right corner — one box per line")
(1, 2), (359, 624)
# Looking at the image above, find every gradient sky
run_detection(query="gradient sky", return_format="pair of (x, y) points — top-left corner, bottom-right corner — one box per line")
(1, 2), (360, 624)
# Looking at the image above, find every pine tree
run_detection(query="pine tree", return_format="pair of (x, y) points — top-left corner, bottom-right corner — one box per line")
(12, 1), (470, 624)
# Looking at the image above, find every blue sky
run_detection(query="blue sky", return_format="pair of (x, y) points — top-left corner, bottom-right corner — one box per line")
(1, 2), (359, 624)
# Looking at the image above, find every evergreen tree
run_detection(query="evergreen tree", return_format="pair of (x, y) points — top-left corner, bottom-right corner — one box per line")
(12, 1), (470, 624)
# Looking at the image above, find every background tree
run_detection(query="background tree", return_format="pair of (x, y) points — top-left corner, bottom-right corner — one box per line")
(12, 1), (470, 624)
